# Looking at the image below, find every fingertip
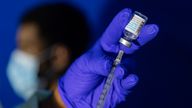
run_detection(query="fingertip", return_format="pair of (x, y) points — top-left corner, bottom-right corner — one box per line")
(120, 8), (132, 17)
(127, 74), (139, 83)
(145, 24), (159, 35)
(121, 74), (139, 89)
(121, 8), (132, 13)
(104, 60), (112, 72)
(99, 59), (112, 76)
(137, 24), (159, 45)
(118, 8), (132, 27)
(91, 57), (112, 76)
(114, 66), (125, 79)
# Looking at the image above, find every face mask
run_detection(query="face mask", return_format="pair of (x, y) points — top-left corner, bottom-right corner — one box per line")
(7, 49), (39, 100)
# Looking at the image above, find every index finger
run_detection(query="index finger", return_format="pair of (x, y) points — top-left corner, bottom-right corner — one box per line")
(100, 8), (132, 53)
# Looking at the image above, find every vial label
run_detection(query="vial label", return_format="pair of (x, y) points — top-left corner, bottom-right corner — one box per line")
(125, 14), (145, 36)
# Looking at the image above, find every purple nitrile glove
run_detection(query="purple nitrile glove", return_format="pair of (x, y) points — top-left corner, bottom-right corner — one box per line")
(58, 8), (159, 108)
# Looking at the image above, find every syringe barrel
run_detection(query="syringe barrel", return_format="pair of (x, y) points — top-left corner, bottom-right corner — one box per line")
(97, 11), (148, 108)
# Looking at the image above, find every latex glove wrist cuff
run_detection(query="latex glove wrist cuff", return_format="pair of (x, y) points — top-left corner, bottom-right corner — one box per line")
(58, 84), (74, 108)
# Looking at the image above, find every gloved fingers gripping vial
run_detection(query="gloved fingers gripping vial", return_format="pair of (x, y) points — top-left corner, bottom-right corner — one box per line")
(97, 11), (148, 108)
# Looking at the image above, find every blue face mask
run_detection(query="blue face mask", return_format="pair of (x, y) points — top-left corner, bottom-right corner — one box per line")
(7, 49), (39, 100)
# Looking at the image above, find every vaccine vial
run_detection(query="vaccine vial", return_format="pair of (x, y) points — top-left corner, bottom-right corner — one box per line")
(119, 11), (148, 47)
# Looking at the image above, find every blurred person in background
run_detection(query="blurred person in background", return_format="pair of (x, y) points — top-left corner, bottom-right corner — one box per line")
(4, 3), (159, 108)
(6, 3), (90, 107)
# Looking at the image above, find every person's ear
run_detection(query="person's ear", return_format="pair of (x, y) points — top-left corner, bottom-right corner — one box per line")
(51, 44), (70, 73)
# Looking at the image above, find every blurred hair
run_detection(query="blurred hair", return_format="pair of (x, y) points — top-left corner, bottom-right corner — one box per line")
(20, 3), (90, 62)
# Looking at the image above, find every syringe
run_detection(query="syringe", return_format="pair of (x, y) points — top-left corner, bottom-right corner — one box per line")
(96, 11), (148, 108)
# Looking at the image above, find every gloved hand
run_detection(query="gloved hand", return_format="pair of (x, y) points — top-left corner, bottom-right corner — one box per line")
(58, 8), (159, 108)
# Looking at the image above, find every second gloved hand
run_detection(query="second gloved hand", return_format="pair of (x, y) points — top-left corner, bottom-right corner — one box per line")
(58, 8), (159, 108)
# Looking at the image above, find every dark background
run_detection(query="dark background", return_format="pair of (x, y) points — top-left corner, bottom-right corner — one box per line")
(0, 0), (192, 108)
